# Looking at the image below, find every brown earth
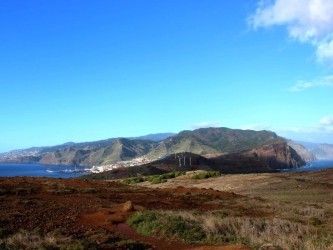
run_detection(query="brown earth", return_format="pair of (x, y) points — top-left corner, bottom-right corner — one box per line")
(1, 168), (332, 249)
(0, 177), (251, 249)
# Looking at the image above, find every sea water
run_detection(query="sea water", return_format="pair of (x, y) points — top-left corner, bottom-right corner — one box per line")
(0, 163), (90, 178)
(0, 160), (332, 178)
(281, 159), (333, 172)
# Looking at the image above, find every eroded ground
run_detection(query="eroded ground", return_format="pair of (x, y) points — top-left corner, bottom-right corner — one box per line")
(0, 177), (251, 249)
(0, 168), (333, 249)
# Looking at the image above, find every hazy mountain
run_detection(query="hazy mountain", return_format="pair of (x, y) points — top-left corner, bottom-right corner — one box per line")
(311, 144), (333, 159)
(0, 132), (171, 161)
(131, 133), (176, 141)
(287, 140), (317, 162)
(295, 141), (333, 160)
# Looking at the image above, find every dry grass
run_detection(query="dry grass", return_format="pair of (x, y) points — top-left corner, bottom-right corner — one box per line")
(1, 229), (72, 249)
(132, 210), (333, 249)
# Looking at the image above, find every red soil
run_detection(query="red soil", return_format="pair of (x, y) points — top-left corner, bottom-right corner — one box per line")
(0, 177), (251, 249)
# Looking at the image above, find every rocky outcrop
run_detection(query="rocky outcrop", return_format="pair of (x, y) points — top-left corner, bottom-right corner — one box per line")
(245, 141), (306, 168)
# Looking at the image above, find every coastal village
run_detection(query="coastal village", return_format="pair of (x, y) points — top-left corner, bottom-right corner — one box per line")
(90, 156), (153, 173)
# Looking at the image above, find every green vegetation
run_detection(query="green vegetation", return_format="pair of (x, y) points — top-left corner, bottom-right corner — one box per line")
(47, 185), (98, 195)
(127, 211), (204, 243)
(127, 210), (333, 249)
(14, 127), (283, 168)
(148, 127), (281, 158)
(122, 171), (220, 185)
(123, 171), (185, 185)
(50, 186), (77, 195)
(191, 171), (221, 180)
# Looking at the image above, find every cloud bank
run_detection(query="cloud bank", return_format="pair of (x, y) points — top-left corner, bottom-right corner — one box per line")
(249, 0), (333, 65)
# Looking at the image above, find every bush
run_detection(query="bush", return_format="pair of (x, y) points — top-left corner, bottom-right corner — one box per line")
(127, 210), (325, 249)
(191, 171), (221, 180)
(127, 211), (204, 243)
(123, 177), (144, 185)
(123, 171), (185, 185)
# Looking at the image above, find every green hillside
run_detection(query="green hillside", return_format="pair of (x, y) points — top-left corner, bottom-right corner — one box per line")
(148, 127), (281, 158)
(5, 127), (290, 167)
(39, 138), (157, 166)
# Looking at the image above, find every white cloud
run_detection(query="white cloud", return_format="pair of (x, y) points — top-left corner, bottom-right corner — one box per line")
(249, 0), (333, 66)
(319, 116), (333, 133)
(190, 121), (222, 129)
(276, 115), (333, 142)
(320, 115), (333, 126)
(288, 75), (333, 92)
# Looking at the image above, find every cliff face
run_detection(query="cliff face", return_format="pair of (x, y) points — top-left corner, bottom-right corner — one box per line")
(212, 141), (305, 173)
(245, 141), (306, 168)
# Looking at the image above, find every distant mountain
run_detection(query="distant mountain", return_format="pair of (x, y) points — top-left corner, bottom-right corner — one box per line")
(1, 127), (306, 172)
(295, 141), (333, 160)
(295, 141), (320, 151)
(311, 144), (333, 159)
(287, 140), (317, 162)
(131, 133), (175, 141)
(38, 138), (157, 166)
(0, 132), (171, 162)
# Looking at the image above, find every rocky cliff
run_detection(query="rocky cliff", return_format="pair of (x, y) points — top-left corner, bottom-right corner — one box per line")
(211, 141), (305, 173)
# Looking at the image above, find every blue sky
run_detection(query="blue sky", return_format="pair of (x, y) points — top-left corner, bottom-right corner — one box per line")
(1, 0), (333, 152)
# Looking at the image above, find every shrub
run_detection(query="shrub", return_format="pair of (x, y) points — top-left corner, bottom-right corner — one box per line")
(127, 211), (204, 243)
(191, 171), (221, 180)
(122, 177), (144, 185)
(127, 210), (326, 249)
(123, 171), (185, 185)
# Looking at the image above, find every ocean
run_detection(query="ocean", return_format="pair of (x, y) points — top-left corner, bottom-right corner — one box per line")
(281, 159), (333, 172)
(0, 163), (90, 178)
(0, 160), (332, 178)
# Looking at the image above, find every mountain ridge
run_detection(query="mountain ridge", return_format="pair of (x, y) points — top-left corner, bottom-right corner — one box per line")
(0, 128), (307, 172)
